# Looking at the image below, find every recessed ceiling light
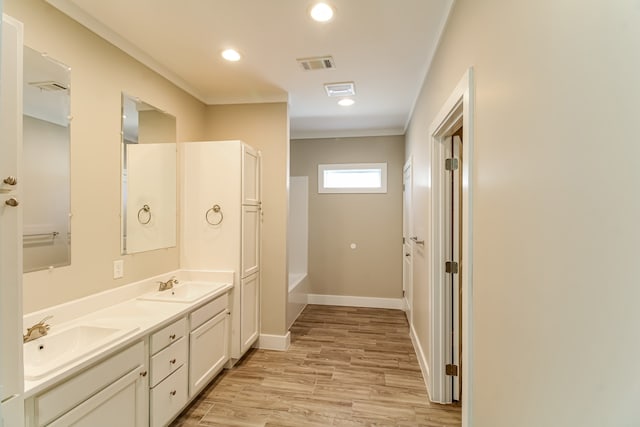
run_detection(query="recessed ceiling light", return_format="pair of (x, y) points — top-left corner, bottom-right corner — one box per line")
(310, 2), (334, 22)
(221, 49), (241, 62)
(338, 98), (355, 107)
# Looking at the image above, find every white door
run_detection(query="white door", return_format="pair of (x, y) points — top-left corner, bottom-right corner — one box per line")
(444, 134), (462, 402)
(402, 159), (413, 323)
(48, 367), (146, 427)
(189, 310), (229, 396)
(0, 16), (24, 427)
(240, 272), (260, 353)
(241, 144), (260, 205)
(241, 205), (260, 278)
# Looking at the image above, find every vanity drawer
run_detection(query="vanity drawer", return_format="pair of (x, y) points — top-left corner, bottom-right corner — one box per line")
(150, 336), (187, 387)
(35, 341), (145, 427)
(150, 317), (186, 354)
(190, 293), (228, 331)
(150, 365), (188, 427)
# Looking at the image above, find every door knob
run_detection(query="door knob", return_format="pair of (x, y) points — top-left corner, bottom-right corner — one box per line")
(405, 253), (411, 257)
(5, 198), (19, 207)
(3, 176), (17, 185)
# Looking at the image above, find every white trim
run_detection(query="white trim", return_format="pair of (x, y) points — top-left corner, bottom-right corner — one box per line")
(257, 332), (291, 351)
(427, 68), (474, 425)
(409, 322), (431, 400)
(307, 294), (404, 310)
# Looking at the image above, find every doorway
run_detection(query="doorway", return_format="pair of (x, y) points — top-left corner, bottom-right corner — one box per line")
(402, 158), (413, 324)
(428, 69), (473, 425)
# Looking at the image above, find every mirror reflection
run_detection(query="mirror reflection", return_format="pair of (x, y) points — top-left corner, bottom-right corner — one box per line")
(121, 93), (177, 254)
(23, 46), (71, 272)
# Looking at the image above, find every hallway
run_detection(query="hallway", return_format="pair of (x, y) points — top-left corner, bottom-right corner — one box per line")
(172, 305), (461, 426)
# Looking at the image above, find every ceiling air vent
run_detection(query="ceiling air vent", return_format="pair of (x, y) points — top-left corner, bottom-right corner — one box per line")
(28, 80), (68, 91)
(297, 56), (335, 71)
(324, 82), (355, 97)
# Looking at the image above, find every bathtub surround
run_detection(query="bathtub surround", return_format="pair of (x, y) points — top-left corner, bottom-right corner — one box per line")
(290, 135), (404, 304)
(286, 176), (309, 328)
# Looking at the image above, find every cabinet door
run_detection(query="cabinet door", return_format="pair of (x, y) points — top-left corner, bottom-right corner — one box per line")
(189, 310), (229, 397)
(0, 15), (22, 195)
(241, 272), (260, 354)
(241, 144), (260, 205)
(241, 205), (260, 278)
(0, 14), (24, 408)
(47, 367), (146, 427)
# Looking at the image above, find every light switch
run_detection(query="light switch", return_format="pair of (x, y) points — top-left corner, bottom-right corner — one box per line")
(113, 259), (124, 279)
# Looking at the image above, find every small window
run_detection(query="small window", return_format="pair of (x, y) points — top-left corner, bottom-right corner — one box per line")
(318, 163), (387, 194)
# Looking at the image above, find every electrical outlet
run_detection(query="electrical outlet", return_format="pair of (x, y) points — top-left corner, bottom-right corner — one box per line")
(113, 260), (124, 279)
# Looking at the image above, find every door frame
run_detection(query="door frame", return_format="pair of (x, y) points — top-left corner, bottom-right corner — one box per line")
(428, 68), (474, 424)
(402, 157), (413, 323)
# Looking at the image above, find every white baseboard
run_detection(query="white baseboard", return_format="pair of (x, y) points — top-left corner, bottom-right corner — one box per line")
(410, 322), (432, 400)
(307, 293), (404, 310)
(257, 332), (290, 351)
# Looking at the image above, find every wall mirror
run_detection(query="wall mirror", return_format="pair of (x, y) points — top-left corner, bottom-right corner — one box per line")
(23, 46), (71, 272)
(121, 93), (177, 254)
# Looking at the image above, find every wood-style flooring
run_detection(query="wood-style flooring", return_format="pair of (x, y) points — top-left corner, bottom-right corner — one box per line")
(171, 304), (461, 427)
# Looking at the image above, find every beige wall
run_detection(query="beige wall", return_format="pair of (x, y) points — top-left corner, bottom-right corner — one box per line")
(406, 0), (640, 425)
(291, 136), (404, 299)
(203, 103), (289, 336)
(8, 0), (207, 313)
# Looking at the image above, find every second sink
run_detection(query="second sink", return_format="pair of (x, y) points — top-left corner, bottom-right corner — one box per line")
(137, 281), (228, 303)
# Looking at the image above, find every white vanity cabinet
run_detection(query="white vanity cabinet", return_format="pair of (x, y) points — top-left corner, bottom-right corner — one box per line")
(148, 317), (188, 427)
(28, 341), (147, 427)
(181, 140), (261, 360)
(188, 294), (230, 397)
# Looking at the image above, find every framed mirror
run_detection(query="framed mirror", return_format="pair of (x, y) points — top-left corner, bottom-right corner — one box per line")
(121, 93), (177, 254)
(23, 46), (71, 272)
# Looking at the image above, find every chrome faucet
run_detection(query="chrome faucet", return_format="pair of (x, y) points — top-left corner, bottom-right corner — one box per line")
(23, 316), (53, 343)
(157, 276), (178, 291)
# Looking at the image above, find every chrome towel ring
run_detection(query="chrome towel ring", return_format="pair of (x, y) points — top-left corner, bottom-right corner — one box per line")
(138, 204), (152, 224)
(205, 204), (223, 225)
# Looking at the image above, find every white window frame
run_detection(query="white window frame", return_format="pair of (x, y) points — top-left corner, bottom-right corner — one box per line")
(317, 163), (387, 194)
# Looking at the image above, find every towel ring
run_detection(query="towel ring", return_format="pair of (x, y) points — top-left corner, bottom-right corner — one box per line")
(138, 204), (151, 224)
(205, 204), (223, 226)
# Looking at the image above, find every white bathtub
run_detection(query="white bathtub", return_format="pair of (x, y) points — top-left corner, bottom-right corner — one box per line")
(287, 273), (309, 328)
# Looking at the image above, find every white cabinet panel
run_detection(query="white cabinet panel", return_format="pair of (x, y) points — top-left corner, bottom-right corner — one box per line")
(242, 144), (260, 205)
(241, 273), (260, 354)
(241, 205), (260, 278)
(150, 317), (186, 354)
(190, 294), (228, 330)
(35, 341), (145, 426)
(189, 310), (229, 397)
(47, 367), (145, 427)
(150, 365), (187, 427)
(150, 337), (187, 387)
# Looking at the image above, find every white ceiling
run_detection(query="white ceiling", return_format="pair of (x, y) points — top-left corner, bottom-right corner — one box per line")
(46, 0), (453, 139)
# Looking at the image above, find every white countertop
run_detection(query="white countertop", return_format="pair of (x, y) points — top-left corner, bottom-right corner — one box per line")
(22, 270), (233, 398)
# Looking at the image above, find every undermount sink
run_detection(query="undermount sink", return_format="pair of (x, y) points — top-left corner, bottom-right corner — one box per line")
(137, 281), (228, 303)
(24, 324), (138, 381)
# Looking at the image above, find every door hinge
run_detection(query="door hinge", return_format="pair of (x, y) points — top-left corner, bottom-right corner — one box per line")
(446, 364), (458, 376)
(402, 236), (406, 244)
(445, 158), (459, 171)
(445, 261), (459, 274)
(402, 183), (405, 191)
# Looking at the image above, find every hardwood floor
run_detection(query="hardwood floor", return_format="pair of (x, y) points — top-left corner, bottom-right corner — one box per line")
(171, 305), (461, 427)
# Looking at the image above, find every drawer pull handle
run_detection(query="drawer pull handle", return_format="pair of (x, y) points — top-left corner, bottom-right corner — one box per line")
(170, 390), (177, 396)
(169, 334), (176, 340)
(170, 358), (177, 364)
(140, 371), (148, 377)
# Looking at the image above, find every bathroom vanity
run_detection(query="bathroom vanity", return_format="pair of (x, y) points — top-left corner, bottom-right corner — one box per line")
(21, 273), (232, 427)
